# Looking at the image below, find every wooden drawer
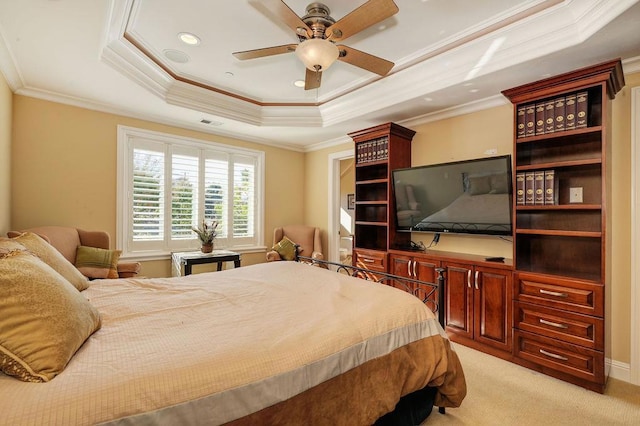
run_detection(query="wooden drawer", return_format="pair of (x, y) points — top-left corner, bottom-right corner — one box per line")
(514, 301), (603, 350)
(353, 249), (387, 272)
(514, 272), (603, 316)
(515, 330), (604, 384)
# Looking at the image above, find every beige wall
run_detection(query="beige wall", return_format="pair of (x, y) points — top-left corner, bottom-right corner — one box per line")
(0, 72), (11, 236)
(10, 95), (305, 277)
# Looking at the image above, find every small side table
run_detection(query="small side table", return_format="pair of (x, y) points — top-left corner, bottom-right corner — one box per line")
(172, 250), (241, 276)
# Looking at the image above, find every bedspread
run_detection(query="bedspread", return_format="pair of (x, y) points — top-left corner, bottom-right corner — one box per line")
(0, 261), (465, 425)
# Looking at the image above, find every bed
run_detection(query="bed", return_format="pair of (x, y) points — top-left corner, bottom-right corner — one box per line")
(0, 253), (466, 425)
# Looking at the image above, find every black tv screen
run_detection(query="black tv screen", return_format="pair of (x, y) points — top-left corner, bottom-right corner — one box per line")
(392, 155), (513, 236)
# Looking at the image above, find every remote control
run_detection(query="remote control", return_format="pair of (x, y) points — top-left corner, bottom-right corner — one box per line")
(485, 256), (505, 262)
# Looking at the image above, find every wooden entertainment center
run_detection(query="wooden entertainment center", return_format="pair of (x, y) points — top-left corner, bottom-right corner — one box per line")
(350, 59), (624, 393)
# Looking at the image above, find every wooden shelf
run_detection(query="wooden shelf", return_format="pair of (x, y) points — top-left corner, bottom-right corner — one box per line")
(516, 229), (602, 238)
(516, 204), (601, 211)
(515, 126), (602, 144)
(516, 158), (601, 171)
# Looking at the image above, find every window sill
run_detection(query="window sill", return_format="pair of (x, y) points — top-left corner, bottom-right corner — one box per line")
(120, 246), (268, 262)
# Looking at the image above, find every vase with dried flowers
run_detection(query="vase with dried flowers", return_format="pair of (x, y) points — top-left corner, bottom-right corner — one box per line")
(192, 220), (219, 253)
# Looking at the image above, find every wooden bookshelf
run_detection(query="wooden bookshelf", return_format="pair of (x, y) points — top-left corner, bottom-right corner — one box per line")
(502, 58), (624, 392)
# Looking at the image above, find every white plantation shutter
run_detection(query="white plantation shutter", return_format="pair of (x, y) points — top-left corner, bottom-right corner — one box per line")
(132, 146), (164, 242)
(204, 153), (228, 238)
(118, 126), (264, 257)
(171, 148), (199, 240)
(233, 156), (255, 238)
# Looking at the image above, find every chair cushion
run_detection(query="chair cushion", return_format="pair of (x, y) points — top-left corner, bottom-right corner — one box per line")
(75, 246), (121, 279)
(271, 236), (299, 261)
(0, 248), (101, 382)
(7, 232), (89, 291)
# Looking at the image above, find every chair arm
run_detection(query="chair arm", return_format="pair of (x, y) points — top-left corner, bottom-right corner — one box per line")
(117, 261), (141, 279)
(266, 250), (282, 262)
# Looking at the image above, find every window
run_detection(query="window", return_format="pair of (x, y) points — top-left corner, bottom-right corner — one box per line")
(117, 126), (264, 259)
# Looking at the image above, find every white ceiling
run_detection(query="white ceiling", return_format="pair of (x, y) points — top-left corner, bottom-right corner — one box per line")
(1, 0), (639, 151)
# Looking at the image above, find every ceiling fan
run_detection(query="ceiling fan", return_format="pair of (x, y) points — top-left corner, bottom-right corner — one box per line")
(232, 0), (399, 90)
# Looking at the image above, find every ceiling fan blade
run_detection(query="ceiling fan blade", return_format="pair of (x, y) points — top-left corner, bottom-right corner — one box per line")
(305, 68), (322, 90)
(337, 45), (394, 76)
(263, 0), (312, 38)
(327, 0), (399, 42)
(232, 44), (297, 60)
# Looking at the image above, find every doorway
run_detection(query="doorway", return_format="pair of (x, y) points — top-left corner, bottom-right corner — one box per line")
(327, 150), (354, 265)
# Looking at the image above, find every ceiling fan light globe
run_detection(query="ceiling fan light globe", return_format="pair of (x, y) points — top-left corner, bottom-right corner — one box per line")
(295, 38), (339, 71)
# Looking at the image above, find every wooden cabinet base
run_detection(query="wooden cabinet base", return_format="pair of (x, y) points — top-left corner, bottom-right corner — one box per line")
(513, 330), (605, 393)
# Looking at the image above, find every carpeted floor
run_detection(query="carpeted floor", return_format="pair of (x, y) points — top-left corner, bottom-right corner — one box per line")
(423, 343), (640, 425)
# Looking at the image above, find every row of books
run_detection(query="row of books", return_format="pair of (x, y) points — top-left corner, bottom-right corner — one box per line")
(356, 137), (388, 164)
(516, 170), (556, 205)
(517, 91), (588, 138)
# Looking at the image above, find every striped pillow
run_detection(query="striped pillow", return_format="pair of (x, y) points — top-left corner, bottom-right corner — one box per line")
(75, 246), (121, 279)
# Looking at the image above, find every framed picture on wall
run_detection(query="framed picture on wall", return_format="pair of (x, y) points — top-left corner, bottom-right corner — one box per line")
(347, 194), (355, 210)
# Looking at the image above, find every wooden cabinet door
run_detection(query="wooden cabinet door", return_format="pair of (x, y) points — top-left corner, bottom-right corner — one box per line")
(414, 257), (441, 312)
(444, 262), (473, 339)
(388, 254), (413, 291)
(474, 266), (512, 352)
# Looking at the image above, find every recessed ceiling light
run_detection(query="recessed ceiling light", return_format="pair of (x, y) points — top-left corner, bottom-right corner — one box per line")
(469, 89), (479, 93)
(225, 71), (234, 77)
(423, 97), (433, 102)
(293, 80), (305, 88)
(377, 24), (386, 31)
(163, 49), (190, 63)
(178, 32), (200, 46)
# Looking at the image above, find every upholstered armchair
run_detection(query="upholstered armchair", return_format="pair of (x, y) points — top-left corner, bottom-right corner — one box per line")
(266, 225), (323, 262)
(7, 226), (141, 278)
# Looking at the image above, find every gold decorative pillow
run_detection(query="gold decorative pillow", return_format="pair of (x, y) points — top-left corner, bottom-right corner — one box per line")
(8, 232), (89, 291)
(0, 250), (102, 382)
(272, 236), (299, 261)
(75, 246), (121, 279)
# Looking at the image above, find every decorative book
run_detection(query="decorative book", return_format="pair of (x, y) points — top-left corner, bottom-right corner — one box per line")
(554, 97), (566, 132)
(544, 170), (556, 205)
(517, 106), (526, 138)
(525, 104), (535, 137)
(516, 172), (525, 205)
(524, 172), (535, 205)
(565, 94), (577, 130)
(576, 91), (588, 128)
(535, 103), (545, 135)
(544, 100), (555, 134)
(534, 171), (545, 205)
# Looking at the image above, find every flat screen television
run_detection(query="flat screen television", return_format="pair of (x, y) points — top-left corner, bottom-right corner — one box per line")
(392, 155), (513, 236)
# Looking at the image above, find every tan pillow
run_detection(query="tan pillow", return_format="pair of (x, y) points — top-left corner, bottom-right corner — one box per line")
(0, 250), (102, 382)
(75, 246), (121, 279)
(9, 232), (89, 291)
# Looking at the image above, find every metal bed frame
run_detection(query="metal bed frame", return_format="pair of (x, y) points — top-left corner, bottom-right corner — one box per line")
(295, 255), (446, 329)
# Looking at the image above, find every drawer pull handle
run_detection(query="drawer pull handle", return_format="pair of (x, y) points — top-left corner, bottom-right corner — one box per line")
(539, 349), (569, 361)
(539, 318), (568, 329)
(539, 289), (568, 298)
(363, 259), (374, 263)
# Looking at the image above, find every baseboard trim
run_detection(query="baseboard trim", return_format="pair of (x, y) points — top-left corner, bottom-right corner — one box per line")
(607, 358), (631, 383)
